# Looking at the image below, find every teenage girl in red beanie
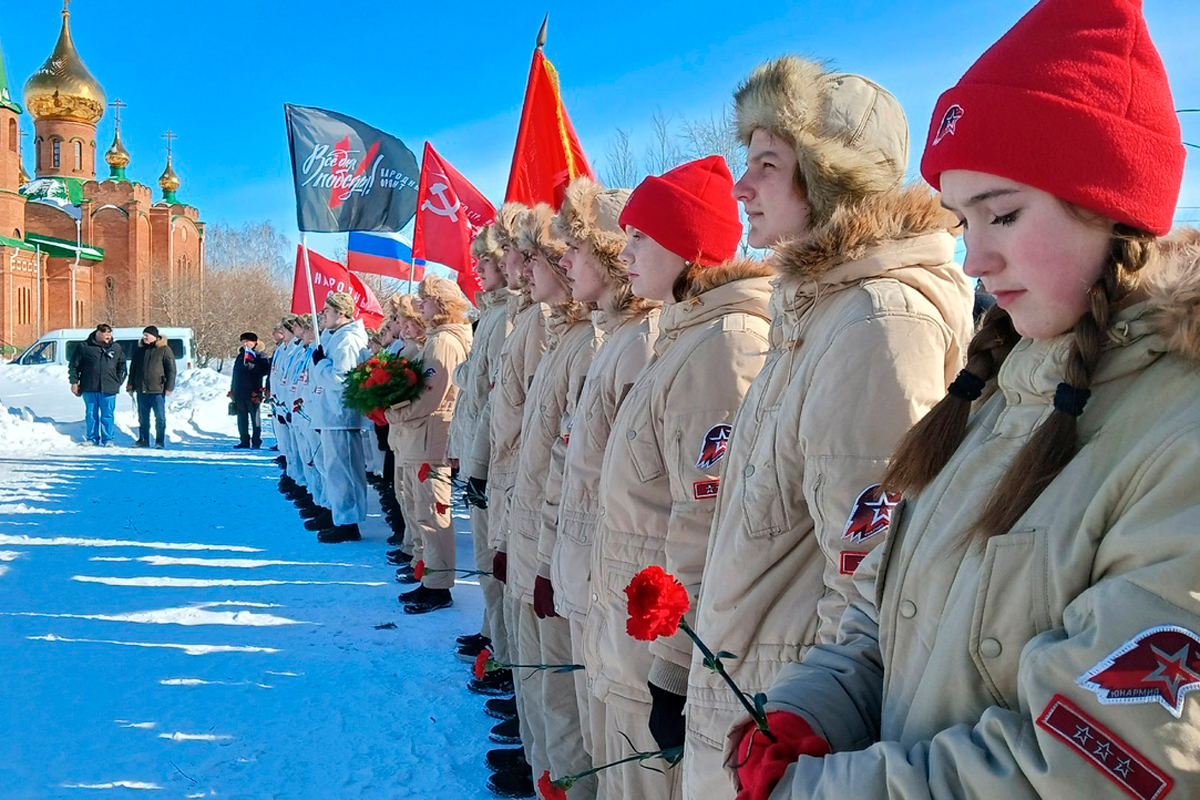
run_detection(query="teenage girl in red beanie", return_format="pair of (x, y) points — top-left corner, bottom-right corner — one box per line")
(580, 155), (773, 799)
(728, 0), (1198, 798)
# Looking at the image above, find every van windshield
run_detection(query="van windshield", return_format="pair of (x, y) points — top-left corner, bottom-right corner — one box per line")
(20, 341), (56, 364)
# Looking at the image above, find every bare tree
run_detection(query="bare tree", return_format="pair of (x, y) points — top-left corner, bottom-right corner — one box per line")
(681, 108), (745, 176)
(602, 128), (642, 189)
(205, 221), (292, 278)
(644, 110), (685, 176)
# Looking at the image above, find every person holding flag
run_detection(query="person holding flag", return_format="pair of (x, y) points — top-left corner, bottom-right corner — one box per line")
(387, 276), (473, 614)
(309, 291), (370, 543)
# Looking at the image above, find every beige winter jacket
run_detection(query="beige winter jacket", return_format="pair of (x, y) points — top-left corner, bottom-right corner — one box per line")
(487, 295), (551, 551)
(746, 236), (1200, 799)
(506, 310), (602, 603)
(551, 307), (662, 620)
(451, 287), (515, 479)
(584, 262), (773, 709)
(684, 189), (974, 747)
(386, 323), (473, 465)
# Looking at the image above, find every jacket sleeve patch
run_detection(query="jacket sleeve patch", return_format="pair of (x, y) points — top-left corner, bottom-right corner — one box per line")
(696, 424), (732, 469)
(692, 479), (720, 500)
(842, 483), (901, 544)
(1037, 694), (1172, 800)
(839, 551), (869, 575)
(1077, 625), (1200, 718)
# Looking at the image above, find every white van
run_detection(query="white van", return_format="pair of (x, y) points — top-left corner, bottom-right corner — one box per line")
(13, 327), (197, 370)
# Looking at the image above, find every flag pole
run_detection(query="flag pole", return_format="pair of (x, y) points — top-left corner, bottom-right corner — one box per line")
(301, 233), (321, 340)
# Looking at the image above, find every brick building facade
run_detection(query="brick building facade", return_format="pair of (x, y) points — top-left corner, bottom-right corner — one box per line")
(0, 3), (204, 350)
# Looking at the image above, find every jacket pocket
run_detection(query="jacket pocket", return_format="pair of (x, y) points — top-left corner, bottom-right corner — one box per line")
(622, 395), (665, 484)
(739, 455), (791, 539)
(970, 527), (1051, 709)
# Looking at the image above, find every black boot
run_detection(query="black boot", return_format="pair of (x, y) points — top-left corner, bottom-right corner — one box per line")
(403, 588), (452, 615)
(385, 513), (406, 547)
(488, 717), (522, 745)
(484, 696), (518, 721)
(457, 632), (489, 647)
(486, 746), (528, 774)
(300, 504), (327, 520)
(486, 768), (534, 799)
(457, 638), (491, 662)
(395, 566), (419, 585)
(304, 512), (334, 531)
(398, 585), (427, 604)
(317, 523), (361, 543)
(469, 668), (514, 697)
(293, 493), (314, 508)
(386, 549), (413, 566)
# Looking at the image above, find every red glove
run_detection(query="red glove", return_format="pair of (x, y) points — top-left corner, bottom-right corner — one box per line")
(492, 551), (507, 584)
(734, 711), (830, 800)
(533, 575), (558, 619)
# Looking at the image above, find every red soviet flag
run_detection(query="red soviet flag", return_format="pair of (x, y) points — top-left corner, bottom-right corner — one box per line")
(291, 245), (385, 329)
(505, 44), (594, 209)
(412, 142), (495, 305)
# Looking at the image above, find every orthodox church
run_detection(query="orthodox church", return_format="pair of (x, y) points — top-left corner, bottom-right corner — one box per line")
(0, 2), (204, 349)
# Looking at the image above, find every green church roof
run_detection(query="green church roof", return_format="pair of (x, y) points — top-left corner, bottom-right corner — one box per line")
(0, 35), (22, 114)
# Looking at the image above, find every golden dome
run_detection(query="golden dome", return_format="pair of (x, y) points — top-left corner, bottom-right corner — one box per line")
(159, 157), (180, 192)
(23, 5), (106, 124)
(105, 129), (130, 168)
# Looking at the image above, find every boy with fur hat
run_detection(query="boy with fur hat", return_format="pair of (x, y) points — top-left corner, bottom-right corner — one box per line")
(450, 225), (517, 667)
(386, 276), (473, 614)
(290, 315), (328, 524)
(583, 155), (774, 799)
(729, 1), (1199, 798)
(270, 315), (303, 491)
(309, 292), (371, 543)
(491, 201), (604, 798)
(678, 55), (975, 798)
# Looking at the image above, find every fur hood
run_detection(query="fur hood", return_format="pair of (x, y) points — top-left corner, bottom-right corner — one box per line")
(734, 55), (908, 226)
(471, 224), (504, 264)
(494, 202), (529, 249)
(552, 177), (631, 269)
(516, 203), (568, 264)
(772, 184), (958, 283)
(680, 258), (775, 301)
(1145, 227), (1200, 362)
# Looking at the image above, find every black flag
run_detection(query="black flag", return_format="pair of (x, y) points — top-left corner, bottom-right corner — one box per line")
(284, 104), (420, 233)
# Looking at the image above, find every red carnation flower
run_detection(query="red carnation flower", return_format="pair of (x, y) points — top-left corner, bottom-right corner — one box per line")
(365, 409), (387, 426)
(363, 367), (391, 388)
(404, 369), (418, 386)
(624, 565), (690, 641)
(418, 463), (431, 482)
(473, 647), (492, 680)
(436, 502), (449, 515)
(537, 771), (568, 800)
(414, 560), (425, 581)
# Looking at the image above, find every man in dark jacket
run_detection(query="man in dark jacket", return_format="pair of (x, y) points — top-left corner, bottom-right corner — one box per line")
(68, 324), (126, 446)
(229, 332), (270, 449)
(126, 325), (176, 448)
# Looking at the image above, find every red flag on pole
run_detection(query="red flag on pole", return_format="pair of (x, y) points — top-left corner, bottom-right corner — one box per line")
(412, 142), (496, 305)
(291, 245), (385, 329)
(505, 19), (594, 209)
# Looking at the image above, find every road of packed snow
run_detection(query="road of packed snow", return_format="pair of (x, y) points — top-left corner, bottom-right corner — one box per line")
(0, 364), (493, 799)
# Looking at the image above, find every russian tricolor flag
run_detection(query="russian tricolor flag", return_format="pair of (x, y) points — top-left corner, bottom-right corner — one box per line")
(347, 231), (426, 280)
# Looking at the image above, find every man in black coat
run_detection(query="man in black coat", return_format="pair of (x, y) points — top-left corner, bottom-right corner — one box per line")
(68, 324), (126, 446)
(229, 332), (271, 449)
(126, 326), (176, 448)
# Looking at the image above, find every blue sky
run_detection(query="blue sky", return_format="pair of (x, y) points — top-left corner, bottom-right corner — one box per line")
(3, 0), (1198, 255)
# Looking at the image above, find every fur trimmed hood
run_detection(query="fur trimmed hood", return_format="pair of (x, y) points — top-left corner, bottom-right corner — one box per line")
(494, 202), (529, 249)
(471, 224), (504, 264)
(772, 183), (959, 283)
(1145, 227), (1200, 362)
(552, 177), (631, 268)
(680, 258), (774, 301)
(734, 55), (909, 226)
(516, 203), (568, 264)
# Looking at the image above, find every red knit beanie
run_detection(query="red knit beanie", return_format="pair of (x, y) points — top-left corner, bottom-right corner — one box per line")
(920, 0), (1185, 236)
(618, 155), (742, 266)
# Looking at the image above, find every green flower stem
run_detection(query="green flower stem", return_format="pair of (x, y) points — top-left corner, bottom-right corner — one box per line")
(678, 618), (775, 742)
(553, 745), (684, 789)
(424, 568), (492, 577)
(489, 660), (583, 674)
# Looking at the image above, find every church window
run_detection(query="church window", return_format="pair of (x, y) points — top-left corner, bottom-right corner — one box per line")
(52, 139), (61, 169)
(74, 141), (83, 170)
(7, 119), (15, 152)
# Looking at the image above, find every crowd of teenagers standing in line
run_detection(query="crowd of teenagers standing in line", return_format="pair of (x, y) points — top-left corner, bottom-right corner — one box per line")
(267, 1), (1200, 797)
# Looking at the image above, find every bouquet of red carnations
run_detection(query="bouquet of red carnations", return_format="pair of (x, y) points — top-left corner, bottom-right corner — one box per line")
(342, 351), (426, 426)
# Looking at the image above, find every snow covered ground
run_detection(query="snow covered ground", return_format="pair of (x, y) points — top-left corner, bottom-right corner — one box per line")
(0, 364), (494, 798)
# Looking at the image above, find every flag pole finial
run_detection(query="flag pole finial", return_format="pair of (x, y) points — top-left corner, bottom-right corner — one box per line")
(536, 14), (548, 49)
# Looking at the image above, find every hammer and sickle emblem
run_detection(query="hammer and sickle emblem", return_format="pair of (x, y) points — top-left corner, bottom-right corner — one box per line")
(421, 182), (461, 221)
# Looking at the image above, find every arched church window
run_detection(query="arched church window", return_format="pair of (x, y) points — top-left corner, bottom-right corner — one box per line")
(7, 119), (15, 152)
(75, 141), (83, 171)
(52, 139), (61, 169)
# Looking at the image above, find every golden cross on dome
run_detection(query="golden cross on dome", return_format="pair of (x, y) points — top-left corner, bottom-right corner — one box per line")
(162, 129), (177, 160)
(62, 0), (70, 18)
(109, 98), (127, 131)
